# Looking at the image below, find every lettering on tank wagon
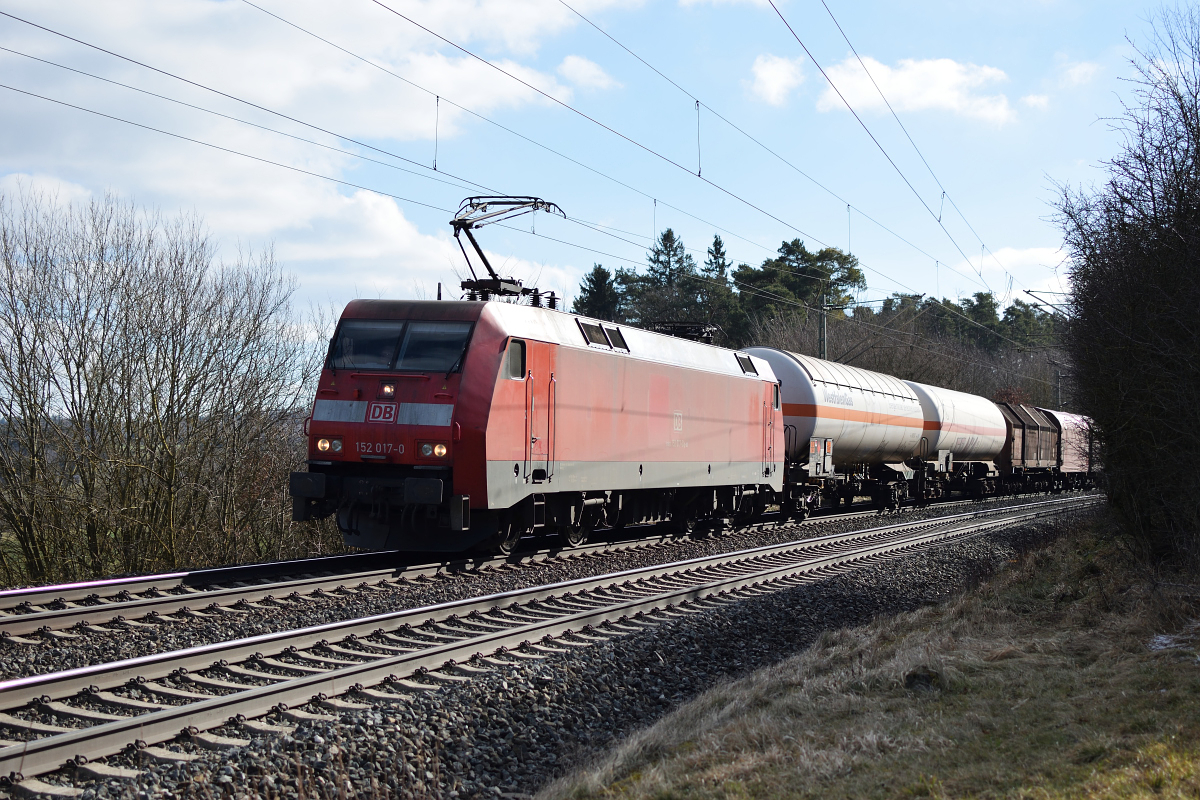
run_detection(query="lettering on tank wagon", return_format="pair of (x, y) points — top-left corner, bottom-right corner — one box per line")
(822, 389), (855, 407)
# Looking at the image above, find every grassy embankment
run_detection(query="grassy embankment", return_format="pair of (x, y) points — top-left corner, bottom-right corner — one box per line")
(543, 515), (1200, 799)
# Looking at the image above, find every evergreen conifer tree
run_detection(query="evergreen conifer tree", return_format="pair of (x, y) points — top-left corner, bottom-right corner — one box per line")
(572, 264), (622, 321)
(618, 228), (703, 326)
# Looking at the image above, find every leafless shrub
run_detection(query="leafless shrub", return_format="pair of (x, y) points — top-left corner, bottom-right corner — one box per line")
(0, 188), (340, 586)
(1056, 7), (1200, 571)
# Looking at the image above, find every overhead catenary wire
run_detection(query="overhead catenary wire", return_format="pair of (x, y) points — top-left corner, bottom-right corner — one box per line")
(360, 2), (865, 256)
(0, 8), (496, 196)
(249, 0), (955, 304)
(765, 0), (995, 294)
(553, 0), (984, 290)
(242, 0), (1014, 337)
(361, 0), (1033, 345)
(2, 7), (1037, 349)
(1, 32), (745, 274)
(5, 0), (796, 285)
(241, 0), (786, 262)
(4, 2), (776, 271)
(3, 80), (1052, 379)
(0, 45), (487, 196)
(815, 0), (1027, 291)
(537, 1), (1042, 345)
(0, 83), (453, 215)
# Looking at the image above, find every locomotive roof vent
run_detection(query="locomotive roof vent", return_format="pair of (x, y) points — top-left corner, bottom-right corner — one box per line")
(450, 196), (565, 307)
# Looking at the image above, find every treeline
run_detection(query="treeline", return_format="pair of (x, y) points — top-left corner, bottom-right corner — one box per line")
(573, 229), (1064, 406)
(0, 191), (340, 587)
(1058, 8), (1200, 574)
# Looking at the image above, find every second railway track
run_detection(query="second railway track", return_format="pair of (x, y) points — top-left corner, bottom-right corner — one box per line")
(0, 494), (1099, 789)
(0, 494), (1072, 639)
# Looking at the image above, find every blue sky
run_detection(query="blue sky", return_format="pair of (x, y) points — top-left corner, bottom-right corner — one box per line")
(0, 0), (1146, 313)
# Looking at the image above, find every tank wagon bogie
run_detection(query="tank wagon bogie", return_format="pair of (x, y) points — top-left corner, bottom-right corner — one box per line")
(291, 300), (784, 553)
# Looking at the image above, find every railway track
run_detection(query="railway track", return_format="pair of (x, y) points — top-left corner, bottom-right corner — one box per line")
(0, 494), (1099, 791)
(0, 494), (1058, 639)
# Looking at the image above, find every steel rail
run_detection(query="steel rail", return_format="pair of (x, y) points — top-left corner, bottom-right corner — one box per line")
(0, 494), (1089, 705)
(0, 499), (929, 611)
(0, 494), (1063, 636)
(0, 495), (1099, 784)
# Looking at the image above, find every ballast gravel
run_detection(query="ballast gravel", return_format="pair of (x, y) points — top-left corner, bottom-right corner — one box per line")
(7, 515), (1086, 799)
(0, 495), (1078, 683)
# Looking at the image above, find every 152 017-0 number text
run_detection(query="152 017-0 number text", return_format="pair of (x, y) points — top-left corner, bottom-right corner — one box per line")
(356, 442), (402, 454)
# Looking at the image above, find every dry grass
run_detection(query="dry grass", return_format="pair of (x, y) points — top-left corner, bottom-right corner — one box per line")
(540, 516), (1200, 799)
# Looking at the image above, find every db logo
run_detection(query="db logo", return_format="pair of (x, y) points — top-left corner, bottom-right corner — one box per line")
(367, 402), (398, 423)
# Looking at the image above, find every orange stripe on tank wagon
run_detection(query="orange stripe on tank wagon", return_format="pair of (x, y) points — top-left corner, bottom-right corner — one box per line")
(922, 420), (1007, 436)
(781, 403), (924, 429)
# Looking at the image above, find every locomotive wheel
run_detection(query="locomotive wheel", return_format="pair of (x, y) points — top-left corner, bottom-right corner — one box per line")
(492, 519), (524, 555)
(562, 522), (590, 547)
(673, 515), (697, 537)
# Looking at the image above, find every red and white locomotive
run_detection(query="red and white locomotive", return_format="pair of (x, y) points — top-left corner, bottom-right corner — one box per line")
(290, 300), (784, 552)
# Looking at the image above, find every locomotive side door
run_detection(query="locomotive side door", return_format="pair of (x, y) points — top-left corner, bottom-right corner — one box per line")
(762, 384), (778, 477)
(525, 341), (556, 483)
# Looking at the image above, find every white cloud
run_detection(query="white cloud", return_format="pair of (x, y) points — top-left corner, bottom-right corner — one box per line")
(0, 173), (93, 207)
(1059, 61), (1099, 87)
(273, 188), (561, 301)
(0, 0), (604, 308)
(748, 54), (805, 107)
(818, 56), (1014, 124)
(946, 246), (1070, 303)
(1021, 94), (1049, 109)
(557, 55), (620, 90)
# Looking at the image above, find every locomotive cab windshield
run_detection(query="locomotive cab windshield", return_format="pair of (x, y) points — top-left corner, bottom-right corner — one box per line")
(329, 319), (474, 372)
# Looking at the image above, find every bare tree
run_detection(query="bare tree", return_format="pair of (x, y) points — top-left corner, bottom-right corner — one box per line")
(0, 189), (339, 586)
(1057, 7), (1200, 571)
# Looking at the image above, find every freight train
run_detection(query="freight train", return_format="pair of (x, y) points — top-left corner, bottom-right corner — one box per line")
(289, 300), (1096, 553)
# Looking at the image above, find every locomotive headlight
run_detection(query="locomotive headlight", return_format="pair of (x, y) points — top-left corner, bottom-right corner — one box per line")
(316, 438), (343, 453)
(433, 443), (447, 457)
(380, 382), (395, 398)
(420, 443), (434, 457)
(317, 438), (331, 452)
(330, 438), (343, 453)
